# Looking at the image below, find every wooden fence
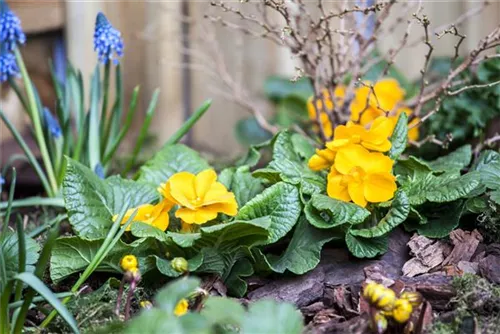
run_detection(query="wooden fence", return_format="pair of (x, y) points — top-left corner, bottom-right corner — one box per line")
(2, 1), (500, 158)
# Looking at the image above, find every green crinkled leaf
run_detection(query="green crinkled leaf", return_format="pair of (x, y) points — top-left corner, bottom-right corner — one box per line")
(63, 159), (158, 240)
(136, 144), (210, 185)
(395, 156), (433, 182)
(224, 258), (254, 297)
(241, 299), (304, 334)
(466, 196), (489, 213)
(263, 75), (313, 102)
(264, 131), (326, 195)
(130, 222), (169, 242)
(196, 248), (247, 279)
(405, 201), (465, 238)
(306, 194), (370, 228)
(167, 232), (202, 248)
(389, 113), (408, 160)
(473, 150), (500, 171)
(477, 161), (500, 190)
(252, 168), (283, 184)
(350, 191), (410, 238)
(50, 236), (156, 283)
(425, 172), (481, 203)
(201, 296), (246, 326)
(155, 253), (204, 277)
(235, 182), (301, 245)
(427, 145), (472, 173)
(291, 133), (315, 160)
(235, 117), (273, 147)
(1, 232), (40, 279)
(125, 310), (210, 334)
(490, 190), (500, 204)
(219, 166), (264, 207)
(266, 218), (338, 275)
(345, 232), (388, 258)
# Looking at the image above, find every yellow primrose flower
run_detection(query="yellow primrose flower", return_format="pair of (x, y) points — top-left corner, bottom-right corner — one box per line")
(307, 86), (345, 138)
(308, 147), (336, 171)
(174, 299), (189, 317)
(327, 144), (397, 207)
(113, 200), (172, 232)
(327, 116), (393, 152)
(120, 255), (138, 272)
(351, 79), (405, 126)
(160, 169), (238, 225)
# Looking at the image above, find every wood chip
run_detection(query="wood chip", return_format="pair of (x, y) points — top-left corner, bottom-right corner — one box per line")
(402, 235), (451, 277)
(442, 229), (483, 266)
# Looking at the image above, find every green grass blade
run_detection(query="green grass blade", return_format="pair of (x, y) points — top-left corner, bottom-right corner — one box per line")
(122, 89), (159, 175)
(8, 292), (74, 310)
(27, 214), (67, 239)
(88, 65), (102, 172)
(102, 64), (122, 155)
(1, 168), (16, 240)
(102, 86), (140, 165)
(99, 62), (111, 152)
(14, 216), (26, 302)
(15, 48), (58, 194)
(0, 197), (65, 211)
(0, 111), (53, 197)
(165, 99), (212, 146)
(13, 272), (79, 334)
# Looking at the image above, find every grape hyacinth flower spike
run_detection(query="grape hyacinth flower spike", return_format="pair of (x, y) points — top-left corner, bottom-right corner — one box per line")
(0, 48), (19, 82)
(42, 108), (62, 139)
(0, 0), (26, 51)
(94, 12), (124, 65)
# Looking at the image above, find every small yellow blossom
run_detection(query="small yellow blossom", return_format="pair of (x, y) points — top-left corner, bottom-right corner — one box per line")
(327, 144), (397, 207)
(362, 282), (397, 312)
(307, 87), (345, 138)
(327, 116), (393, 152)
(351, 79), (405, 126)
(140, 300), (153, 309)
(308, 147), (336, 171)
(159, 169), (238, 225)
(120, 255), (138, 272)
(174, 299), (189, 317)
(113, 200), (172, 232)
(392, 299), (413, 323)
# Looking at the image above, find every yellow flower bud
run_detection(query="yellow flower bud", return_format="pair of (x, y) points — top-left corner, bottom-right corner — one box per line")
(120, 255), (138, 272)
(400, 291), (423, 307)
(392, 299), (413, 324)
(363, 282), (396, 311)
(174, 298), (189, 317)
(140, 300), (153, 309)
(171, 257), (189, 273)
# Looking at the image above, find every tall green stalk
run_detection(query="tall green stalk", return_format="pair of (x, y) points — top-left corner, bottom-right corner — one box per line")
(14, 48), (58, 195)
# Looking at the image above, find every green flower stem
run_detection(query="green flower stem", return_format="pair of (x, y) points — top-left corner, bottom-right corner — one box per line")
(1, 169), (16, 240)
(13, 217), (26, 303)
(0, 197), (64, 211)
(165, 99), (212, 146)
(100, 62), (111, 153)
(0, 281), (14, 333)
(0, 112), (54, 197)
(40, 206), (136, 328)
(14, 48), (58, 195)
(121, 89), (159, 175)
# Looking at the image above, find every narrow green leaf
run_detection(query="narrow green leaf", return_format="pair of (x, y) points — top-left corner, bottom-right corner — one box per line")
(165, 99), (212, 146)
(88, 65), (101, 171)
(14, 272), (79, 333)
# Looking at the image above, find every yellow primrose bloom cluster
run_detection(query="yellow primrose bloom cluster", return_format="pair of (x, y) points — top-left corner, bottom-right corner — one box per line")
(363, 282), (422, 330)
(114, 169), (238, 231)
(308, 115), (397, 207)
(307, 78), (419, 141)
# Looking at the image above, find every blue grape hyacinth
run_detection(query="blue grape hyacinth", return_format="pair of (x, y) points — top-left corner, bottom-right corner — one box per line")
(43, 108), (62, 139)
(94, 12), (124, 65)
(0, 50), (19, 82)
(94, 163), (105, 179)
(0, 1), (26, 51)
